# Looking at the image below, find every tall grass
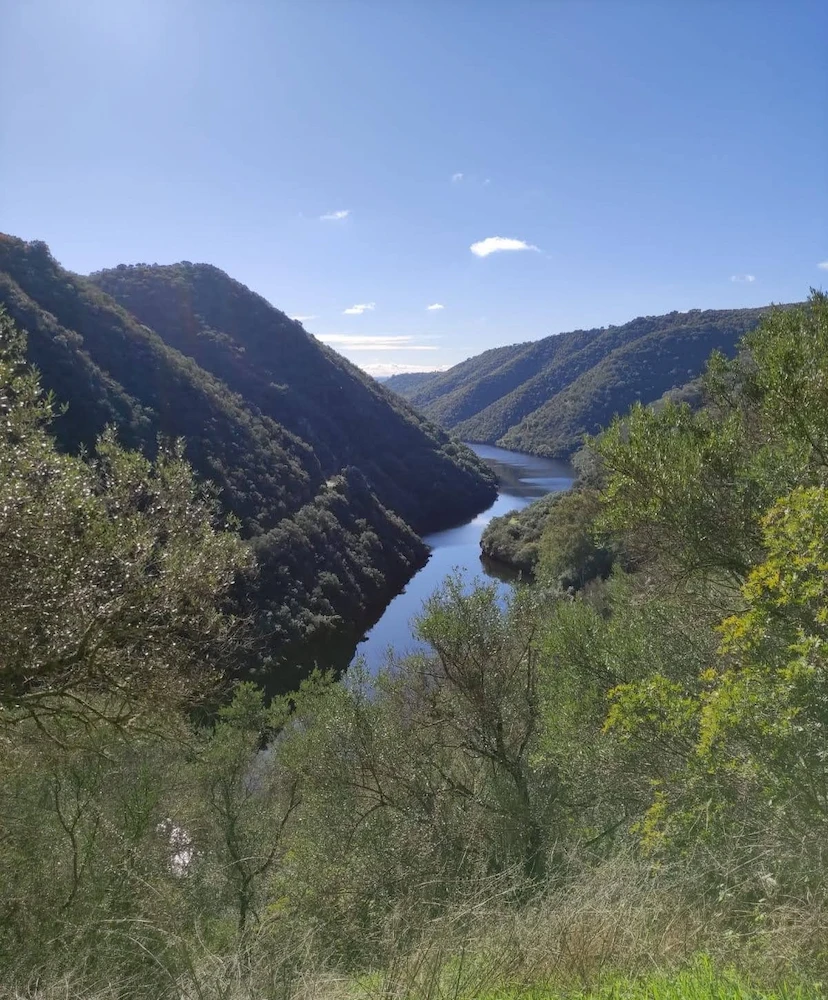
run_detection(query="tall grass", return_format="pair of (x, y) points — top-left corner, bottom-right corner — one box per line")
(3, 855), (824, 1000)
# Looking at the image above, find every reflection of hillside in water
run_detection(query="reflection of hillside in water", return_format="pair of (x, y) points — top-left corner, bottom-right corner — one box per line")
(469, 444), (574, 501)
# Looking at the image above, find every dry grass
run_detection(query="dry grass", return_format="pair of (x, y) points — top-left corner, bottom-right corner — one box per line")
(2, 856), (825, 1000)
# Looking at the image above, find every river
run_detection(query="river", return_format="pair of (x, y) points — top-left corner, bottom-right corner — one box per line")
(353, 444), (575, 671)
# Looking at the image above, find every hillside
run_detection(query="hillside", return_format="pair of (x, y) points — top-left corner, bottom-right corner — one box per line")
(0, 235), (495, 684)
(382, 370), (438, 394)
(89, 263), (494, 532)
(9, 294), (828, 997)
(389, 306), (774, 457)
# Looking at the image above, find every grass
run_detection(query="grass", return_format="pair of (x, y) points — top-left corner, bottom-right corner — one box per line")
(4, 962), (821, 1000)
(3, 857), (827, 1000)
(490, 959), (824, 1000)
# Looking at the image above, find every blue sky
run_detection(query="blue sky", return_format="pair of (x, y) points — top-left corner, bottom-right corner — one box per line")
(2, 1), (826, 376)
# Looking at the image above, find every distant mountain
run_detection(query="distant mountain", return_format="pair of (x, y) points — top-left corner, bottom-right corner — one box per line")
(382, 371), (439, 394)
(0, 236), (496, 686)
(388, 307), (776, 458)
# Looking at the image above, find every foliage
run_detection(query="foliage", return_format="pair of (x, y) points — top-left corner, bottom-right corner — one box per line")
(89, 260), (496, 533)
(0, 309), (249, 718)
(480, 491), (568, 576)
(594, 402), (766, 587)
(389, 305), (776, 459)
(597, 294), (828, 887)
(6, 287), (828, 995)
(536, 489), (620, 589)
(381, 369), (439, 395)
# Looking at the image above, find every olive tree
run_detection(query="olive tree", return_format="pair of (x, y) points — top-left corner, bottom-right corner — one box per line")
(0, 309), (251, 724)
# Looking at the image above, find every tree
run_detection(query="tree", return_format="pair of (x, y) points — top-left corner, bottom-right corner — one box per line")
(0, 309), (251, 724)
(414, 577), (551, 880)
(599, 294), (828, 883)
(189, 683), (300, 936)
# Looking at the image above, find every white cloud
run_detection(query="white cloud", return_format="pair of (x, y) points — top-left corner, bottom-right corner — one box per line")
(291, 314), (317, 322)
(470, 236), (539, 258)
(364, 362), (449, 377)
(426, 303), (445, 311)
(343, 302), (376, 315)
(317, 334), (438, 352)
(818, 261), (828, 271)
(451, 172), (464, 182)
(320, 209), (350, 221)
(730, 274), (756, 283)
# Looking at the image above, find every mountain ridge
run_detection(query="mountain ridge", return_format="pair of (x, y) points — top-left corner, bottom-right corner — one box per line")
(386, 305), (779, 457)
(89, 261), (494, 533)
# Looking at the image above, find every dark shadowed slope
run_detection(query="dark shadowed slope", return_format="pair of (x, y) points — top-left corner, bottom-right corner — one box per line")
(0, 235), (495, 687)
(389, 307), (775, 458)
(90, 262), (495, 533)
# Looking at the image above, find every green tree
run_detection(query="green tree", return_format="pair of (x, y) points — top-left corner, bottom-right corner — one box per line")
(0, 309), (251, 723)
(414, 578), (551, 879)
(599, 294), (828, 884)
(188, 683), (300, 937)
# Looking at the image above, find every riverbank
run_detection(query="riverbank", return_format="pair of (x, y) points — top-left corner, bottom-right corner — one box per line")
(353, 444), (574, 671)
(480, 490), (566, 577)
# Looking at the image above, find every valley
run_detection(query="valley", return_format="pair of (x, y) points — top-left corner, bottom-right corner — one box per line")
(354, 443), (574, 670)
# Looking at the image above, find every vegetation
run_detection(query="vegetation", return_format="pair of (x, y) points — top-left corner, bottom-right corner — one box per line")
(480, 491), (567, 575)
(0, 236), (496, 685)
(89, 262), (494, 533)
(389, 305), (778, 458)
(0, 311), (250, 717)
(482, 487), (621, 588)
(5, 291), (828, 998)
(380, 369), (438, 395)
(480, 378), (696, 583)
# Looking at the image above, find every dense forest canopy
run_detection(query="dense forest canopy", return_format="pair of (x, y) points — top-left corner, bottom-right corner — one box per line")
(0, 235), (496, 685)
(89, 261), (494, 533)
(4, 292), (828, 998)
(387, 305), (784, 458)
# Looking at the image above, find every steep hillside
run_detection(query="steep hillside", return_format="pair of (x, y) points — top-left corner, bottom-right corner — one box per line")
(381, 370), (438, 394)
(391, 307), (774, 458)
(90, 263), (494, 532)
(0, 235), (495, 685)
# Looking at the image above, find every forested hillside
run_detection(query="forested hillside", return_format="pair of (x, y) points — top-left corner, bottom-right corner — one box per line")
(382, 370), (438, 394)
(390, 306), (776, 457)
(89, 262), (493, 532)
(0, 235), (495, 684)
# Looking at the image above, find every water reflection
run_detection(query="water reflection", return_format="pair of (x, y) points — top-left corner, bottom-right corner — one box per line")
(353, 443), (574, 671)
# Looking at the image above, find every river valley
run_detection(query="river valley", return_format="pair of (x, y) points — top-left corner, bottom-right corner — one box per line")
(353, 444), (575, 672)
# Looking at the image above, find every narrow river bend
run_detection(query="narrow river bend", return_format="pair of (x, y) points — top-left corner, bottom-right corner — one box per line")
(353, 444), (575, 672)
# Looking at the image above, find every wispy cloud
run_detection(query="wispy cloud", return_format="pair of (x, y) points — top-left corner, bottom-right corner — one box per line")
(818, 261), (828, 271)
(343, 302), (376, 315)
(426, 303), (445, 311)
(730, 274), (756, 283)
(452, 172), (492, 188)
(470, 236), (539, 258)
(364, 362), (449, 377)
(320, 209), (350, 221)
(291, 314), (317, 322)
(318, 334), (438, 352)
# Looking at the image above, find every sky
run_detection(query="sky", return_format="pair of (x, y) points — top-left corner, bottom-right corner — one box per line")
(2, 1), (827, 377)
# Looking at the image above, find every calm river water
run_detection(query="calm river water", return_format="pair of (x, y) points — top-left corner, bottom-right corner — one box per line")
(353, 444), (574, 671)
